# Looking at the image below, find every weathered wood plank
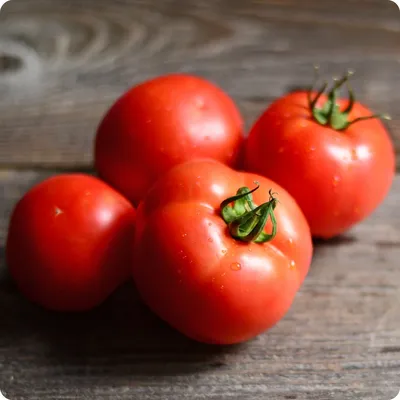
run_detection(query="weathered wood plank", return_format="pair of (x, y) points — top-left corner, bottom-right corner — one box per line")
(0, 0), (400, 167)
(0, 170), (399, 399)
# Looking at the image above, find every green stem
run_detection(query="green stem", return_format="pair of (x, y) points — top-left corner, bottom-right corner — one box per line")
(347, 113), (391, 127)
(308, 68), (390, 131)
(220, 185), (278, 243)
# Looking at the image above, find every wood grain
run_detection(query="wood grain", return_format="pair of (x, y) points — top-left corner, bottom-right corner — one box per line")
(0, 0), (400, 168)
(0, 170), (399, 399)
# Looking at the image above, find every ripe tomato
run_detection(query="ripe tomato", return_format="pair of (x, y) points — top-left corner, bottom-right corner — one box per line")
(94, 74), (244, 206)
(6, 174), (136, 312)
(245, 71), (395, 238)
(132, 159), (312, 344)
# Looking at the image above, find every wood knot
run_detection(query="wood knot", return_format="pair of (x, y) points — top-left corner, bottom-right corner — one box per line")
(0, 53), (23, 73)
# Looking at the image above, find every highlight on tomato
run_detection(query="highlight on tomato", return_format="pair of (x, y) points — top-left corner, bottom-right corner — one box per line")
(132, 159), (313, 345)
(6, 174), (137, 312)
(245, 68), (395, 239)
(94, 73), (244, 206)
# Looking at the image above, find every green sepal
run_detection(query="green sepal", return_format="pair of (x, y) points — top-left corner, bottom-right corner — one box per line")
(220, 186), (278, 244)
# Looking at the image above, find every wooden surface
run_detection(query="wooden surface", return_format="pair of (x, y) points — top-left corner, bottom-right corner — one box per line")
(0, 0), (400, 399)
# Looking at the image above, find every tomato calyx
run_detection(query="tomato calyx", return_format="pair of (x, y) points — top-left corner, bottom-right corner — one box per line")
(308, 67), (391, 131)
(220, 184), (278, 243)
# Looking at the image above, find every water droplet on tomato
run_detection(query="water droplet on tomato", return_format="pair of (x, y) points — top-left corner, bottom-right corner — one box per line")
(230, 262), (241, 271)
(351, 149), (358, 161)
(288, 238), (293, 244)
(248, 247), (253, 252)
(182, 233), (188, 238)
(332, 176), (341, 187)
(208, 222), (212, 226)
(196, 98), (205, 109)
(221, 272), (226, 277)
(289, 260), (296, 269)
(220, 285), (225, 290)
(208, 238), (213, 242)
(54, 207), (63, 217)
(221, 249), (227, 254)
(278, 147), (285, 153)
(299, 120), (308, 128)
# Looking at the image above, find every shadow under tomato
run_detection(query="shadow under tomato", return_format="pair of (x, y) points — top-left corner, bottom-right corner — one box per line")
(310, 233), (357, 274)
(313, 234), (358, 248)
(0, 250), (243, 381)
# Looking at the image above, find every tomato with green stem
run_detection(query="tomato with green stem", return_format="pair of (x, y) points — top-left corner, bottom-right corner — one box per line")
(132, 159), (312, 345)
(245, 69), (395, 239)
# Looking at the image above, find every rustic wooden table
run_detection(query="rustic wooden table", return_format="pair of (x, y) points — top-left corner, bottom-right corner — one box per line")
(1, 1), (399, 399)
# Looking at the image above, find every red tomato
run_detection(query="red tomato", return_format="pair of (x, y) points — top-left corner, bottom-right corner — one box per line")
(94, 74), (244, 206)
(132, 159), (312, 344)
(6, 174), (136, 312)
(245, 71), (395, 238)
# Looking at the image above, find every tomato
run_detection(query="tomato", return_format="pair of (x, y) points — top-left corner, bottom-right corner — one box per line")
(6, 174), (136, 312)
(132, 159), (312, 344)
(94, 74), (244, 206)
(245, 71), (395, 238)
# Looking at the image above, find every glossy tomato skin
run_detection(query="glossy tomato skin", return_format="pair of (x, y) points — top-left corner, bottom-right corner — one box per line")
(245, 91), (395, 239)
(133, 159), (312, 345)
(6, 174), (136, 312)
(95, 74), (244, 206)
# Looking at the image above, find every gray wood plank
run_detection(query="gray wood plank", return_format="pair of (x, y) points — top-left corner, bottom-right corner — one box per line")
(0, 170), (399, 399)
(0, 0), (400, 168)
